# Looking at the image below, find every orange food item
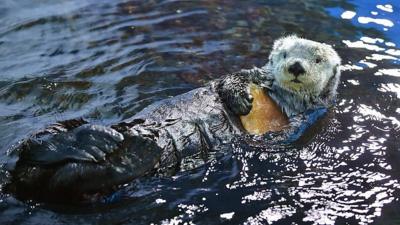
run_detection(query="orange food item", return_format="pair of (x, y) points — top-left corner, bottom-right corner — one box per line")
(240, 83), (289, 135)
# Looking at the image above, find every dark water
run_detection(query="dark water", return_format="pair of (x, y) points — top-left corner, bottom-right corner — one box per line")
(1, 0), (399, 224)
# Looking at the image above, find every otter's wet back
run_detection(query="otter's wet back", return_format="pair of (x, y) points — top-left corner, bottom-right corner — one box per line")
(0, 0), (399, 225)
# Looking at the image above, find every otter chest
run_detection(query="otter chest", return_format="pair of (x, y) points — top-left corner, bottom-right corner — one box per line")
(240, 83), (289, 135)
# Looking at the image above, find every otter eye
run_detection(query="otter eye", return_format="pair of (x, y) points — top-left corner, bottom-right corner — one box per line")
(283, 52), (287, 59)
(315, 57), (322, 63)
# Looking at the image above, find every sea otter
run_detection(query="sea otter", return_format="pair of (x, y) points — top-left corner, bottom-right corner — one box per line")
(4, 36), (341, 202)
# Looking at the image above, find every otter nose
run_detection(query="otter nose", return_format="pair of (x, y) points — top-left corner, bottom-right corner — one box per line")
(288, 62), (305, 77)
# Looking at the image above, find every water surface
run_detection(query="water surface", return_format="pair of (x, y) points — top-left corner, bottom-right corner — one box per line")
(0, 0), (399, 224)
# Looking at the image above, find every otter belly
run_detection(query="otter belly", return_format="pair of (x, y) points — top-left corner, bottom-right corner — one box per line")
(240, 83), (289, 135)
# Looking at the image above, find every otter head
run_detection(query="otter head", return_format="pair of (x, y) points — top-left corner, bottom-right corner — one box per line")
(264, 35), (341, 103)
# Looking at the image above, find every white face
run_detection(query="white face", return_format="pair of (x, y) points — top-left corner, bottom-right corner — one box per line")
(265, 36), (341, 96)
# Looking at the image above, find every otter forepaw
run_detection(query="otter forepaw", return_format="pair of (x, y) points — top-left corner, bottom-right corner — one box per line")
(217, 74), (253, 115)
(228, 87), (253, 115)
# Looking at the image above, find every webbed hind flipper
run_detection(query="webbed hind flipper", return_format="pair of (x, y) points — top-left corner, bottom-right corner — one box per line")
(6, 122), (162, 202)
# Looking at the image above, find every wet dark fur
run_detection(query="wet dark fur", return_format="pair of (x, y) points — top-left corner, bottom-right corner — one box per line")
(5, 71), (255, 202)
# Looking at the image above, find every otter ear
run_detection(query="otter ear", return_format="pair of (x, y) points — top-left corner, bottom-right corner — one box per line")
(272, 37), (285, 50)
(321, 64), (341, 102)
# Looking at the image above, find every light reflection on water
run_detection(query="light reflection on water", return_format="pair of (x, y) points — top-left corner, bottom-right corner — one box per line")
(0, 0), (399, 224)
